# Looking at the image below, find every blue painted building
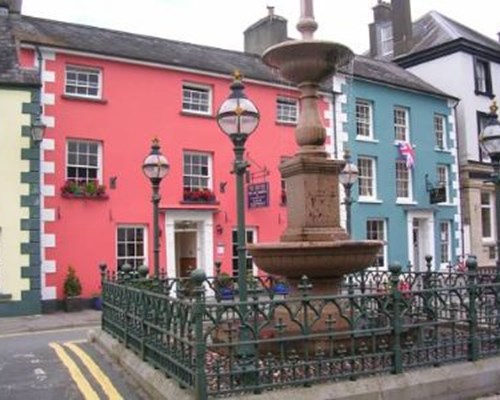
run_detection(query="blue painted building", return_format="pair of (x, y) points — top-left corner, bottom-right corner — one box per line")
(333, 56), (462, 271)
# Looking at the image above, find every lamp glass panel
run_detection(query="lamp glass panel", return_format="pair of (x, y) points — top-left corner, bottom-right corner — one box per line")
(340, 163), (359, 185)
(142, 153), (170, 179)
(481, 123), (500, 157)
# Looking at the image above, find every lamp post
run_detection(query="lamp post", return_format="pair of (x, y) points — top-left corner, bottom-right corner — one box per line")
(216, 71), (259, 364)
(480, 101), (500, 281)
(142, 138), (170, 278)
(339, 149), (359, 236)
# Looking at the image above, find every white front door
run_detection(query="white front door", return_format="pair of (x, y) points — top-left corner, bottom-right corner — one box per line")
(407, 211), (435, 271)
(165, 210), (214, 279)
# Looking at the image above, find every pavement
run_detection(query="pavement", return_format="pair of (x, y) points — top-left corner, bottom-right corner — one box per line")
(0, 310), (101, 336)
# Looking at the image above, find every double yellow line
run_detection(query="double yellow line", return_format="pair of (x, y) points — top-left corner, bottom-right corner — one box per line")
(50, 341), (123, 400)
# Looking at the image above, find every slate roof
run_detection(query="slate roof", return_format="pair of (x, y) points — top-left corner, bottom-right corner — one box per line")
(0, 15), (38, 86)
(342, 55), (450, 98)
(396, 11), (500, 60)
(1, 14), (450, 98)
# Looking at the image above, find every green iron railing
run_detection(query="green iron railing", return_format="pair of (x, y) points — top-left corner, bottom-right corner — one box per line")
(101, 256), (500, 399)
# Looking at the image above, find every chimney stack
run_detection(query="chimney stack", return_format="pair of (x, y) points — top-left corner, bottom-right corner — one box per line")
(369, 1), (391, 57)
(0, 0), (22, 14)
(244, 7), (288, 55)
(391, 0), (413, 56)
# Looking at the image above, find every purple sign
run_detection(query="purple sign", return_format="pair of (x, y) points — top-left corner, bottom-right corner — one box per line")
(247, 182), (269, 209)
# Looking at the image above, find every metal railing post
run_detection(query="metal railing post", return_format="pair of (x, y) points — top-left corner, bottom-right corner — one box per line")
(467, 255), (479, 361)
(191, 269), (207, 400)
(390, 262), (403, 374)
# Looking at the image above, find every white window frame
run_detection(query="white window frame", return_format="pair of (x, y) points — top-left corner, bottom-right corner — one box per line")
(366, 219), (388, 269)
(439, 221), (452, 267)
(437, 164), (450, 204)
(182, 83), (212, 115)
(394, 107), (409, 142)
(183, 151), (213, 190)
(481, 191), (494, 241)
(379, 24), (393, 56)
(434, 114), (447, 150)
(276, 97), (298, 124)
(358, 156), (377, 201)
(65, 66), (102, 99)
(356, 99), (373, 140)
(66, 139), (103, 183)
(395, 160), (413, 202)
(116, 225), (148, 270)
(474, 59), (491, 94)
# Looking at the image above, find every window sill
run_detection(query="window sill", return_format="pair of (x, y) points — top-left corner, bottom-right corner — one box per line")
(474, 90), (495, 99)
(276, 121), (298, 127)
(180, 200), (220, 205)
(358, 198), (383, 204)
(180, 110), (213, 119)
(61, 193), (109, 200)
(61, 94), (108, 104)
(356, 136), (379, 144)
(396, 199), (417, 205)
(435, 147), (451, 153)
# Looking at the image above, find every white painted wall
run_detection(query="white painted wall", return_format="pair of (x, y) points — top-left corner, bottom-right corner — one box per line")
(408, 52), (500, 163)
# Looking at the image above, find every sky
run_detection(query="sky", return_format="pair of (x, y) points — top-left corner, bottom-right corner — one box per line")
(21, 0), (499, 55)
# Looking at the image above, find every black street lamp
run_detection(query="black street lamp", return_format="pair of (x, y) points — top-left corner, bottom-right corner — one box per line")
(142, 138), (170, 278)
(217, 71), (259, 364)
(339, 149), (359, 236)
(480, 101), (500, 280)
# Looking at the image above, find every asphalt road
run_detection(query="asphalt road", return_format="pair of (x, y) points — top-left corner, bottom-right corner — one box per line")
(0, 327), (145, 399)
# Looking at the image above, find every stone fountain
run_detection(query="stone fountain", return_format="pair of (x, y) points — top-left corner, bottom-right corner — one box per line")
(248, 0), (382, 295)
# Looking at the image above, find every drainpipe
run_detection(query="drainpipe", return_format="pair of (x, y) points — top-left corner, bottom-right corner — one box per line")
(451, 98), (465, 261)
(331, 88), (338, 158)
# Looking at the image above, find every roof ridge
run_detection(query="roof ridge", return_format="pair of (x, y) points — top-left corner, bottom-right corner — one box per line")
(428, 10), (460, 39)
(20, 14), (261, 60)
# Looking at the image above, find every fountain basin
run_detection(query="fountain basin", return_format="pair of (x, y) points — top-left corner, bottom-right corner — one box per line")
(263, 40), (353, 84)
(248, 240), (382, 279)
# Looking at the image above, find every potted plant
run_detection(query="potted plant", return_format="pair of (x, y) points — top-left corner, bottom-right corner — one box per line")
(272, 277), (289, 295)
(90, 292), (102, 310)
(216, 272), (234, 300)
(63, 265), (83, 312)
(61, 179), (107, 199)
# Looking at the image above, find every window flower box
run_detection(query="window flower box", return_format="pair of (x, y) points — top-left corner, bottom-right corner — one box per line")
(61, 179), (108, 199)
(183, 188), (216, 203)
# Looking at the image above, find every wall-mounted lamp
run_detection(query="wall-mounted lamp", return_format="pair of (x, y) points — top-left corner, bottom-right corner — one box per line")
(216, 224), (223, 235)
(31, 117), (46, 144)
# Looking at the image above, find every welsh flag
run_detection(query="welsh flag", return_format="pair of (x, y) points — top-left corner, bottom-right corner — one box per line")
(398, 142), (415, 168)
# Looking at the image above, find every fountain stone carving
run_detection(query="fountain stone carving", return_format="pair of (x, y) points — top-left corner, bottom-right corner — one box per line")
(248, 0), (382, 295)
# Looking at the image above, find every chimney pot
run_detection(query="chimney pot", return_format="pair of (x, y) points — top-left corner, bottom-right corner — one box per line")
(267, 6), (275, 18)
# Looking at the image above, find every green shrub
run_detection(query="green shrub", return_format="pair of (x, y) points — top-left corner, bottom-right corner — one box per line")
(63, 266), (82, 297)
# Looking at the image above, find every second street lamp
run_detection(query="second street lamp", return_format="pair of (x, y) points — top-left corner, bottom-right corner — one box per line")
(480, 101), (500, 281)
(217, 71), (259, 365)
(142, 138), (170, 278)
(339, 149), (359, 236)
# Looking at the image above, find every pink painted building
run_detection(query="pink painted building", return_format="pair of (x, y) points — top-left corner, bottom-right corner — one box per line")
(10, 7), (334, 308)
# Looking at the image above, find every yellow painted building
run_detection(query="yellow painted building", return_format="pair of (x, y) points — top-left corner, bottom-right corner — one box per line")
(0, 89), (31, 298)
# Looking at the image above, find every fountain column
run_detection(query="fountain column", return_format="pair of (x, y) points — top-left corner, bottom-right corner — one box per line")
(248, 0), (382, 295)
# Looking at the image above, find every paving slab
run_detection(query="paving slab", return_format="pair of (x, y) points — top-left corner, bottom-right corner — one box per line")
(0, 310), (101, 335)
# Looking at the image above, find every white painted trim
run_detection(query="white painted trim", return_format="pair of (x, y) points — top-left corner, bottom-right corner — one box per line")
(41, 138), (55, 151)
(42, 93), (55, 106)
(42, 209), (56, 222)
(42, 286), (56, 300)
(42, 234), (56, 248)
(41, 161), (55, 174)
(407, 210), (436, 271)
(42, 260), (56, 274)
(42, 185), (55, 197)
(165, 210), (215, 282)
(42, 71), (55, 83)
(42, 115), (55, 128)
